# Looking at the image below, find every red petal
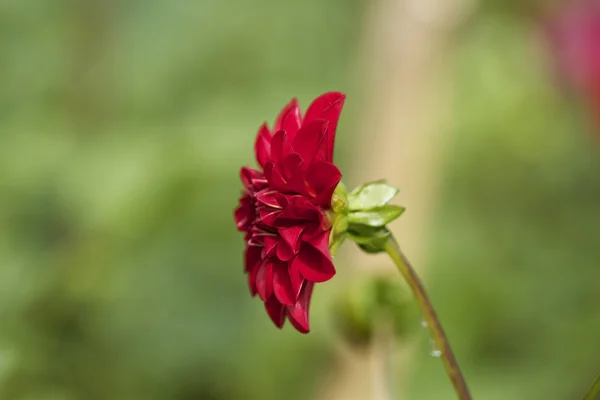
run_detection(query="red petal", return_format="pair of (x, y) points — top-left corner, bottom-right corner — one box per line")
(255, 123), (272, 169)
(247, 260), (261, 296)
(300, 220), (326, 243)
(284, 164), (311, 196)
(292, 120), (329, 166)
(240, 167), (263, 188)
(296, 243), (336, 283)
(244, 245), (262, 273)
(265, 296), (286, 328)
(270, 130), (292, 166)
(277, 196), (320, 222)
(303, 92), (346, 162)
(273, 261), (296, 305)
(276, 239), (296, 262)
(256, 261), (274, 301)
(274, 99), (302, 140)
(279, 226), (303, 252)
(286, 281), (314, 334)
(256, 191), (282, 209)
(263, 236), (278, 256)
(289, 256), (305, 296)
(258, 207), (280, 228)
(264, 162), (287, 192)
(281, 153), (303, 181)
(307, 161), (342, 206)
(234, 200), (252, 231)
(308, 230), (332, 259)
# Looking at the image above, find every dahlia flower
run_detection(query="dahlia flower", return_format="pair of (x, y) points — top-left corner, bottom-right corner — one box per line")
(234, 92), (345, 333)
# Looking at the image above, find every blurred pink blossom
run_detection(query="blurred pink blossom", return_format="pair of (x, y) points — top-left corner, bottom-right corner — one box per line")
(545, 0), (600, 131)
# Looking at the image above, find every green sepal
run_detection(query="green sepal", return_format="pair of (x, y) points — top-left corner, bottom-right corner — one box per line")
(347, 205), (405, 228)
(331, 181), (349, 214)
(329, 232), (347, 257)
(347, 225), (391, 254)
(328, 211), (349, 257)
(348, 180), (399, 211)
(332, 213), (349, 237)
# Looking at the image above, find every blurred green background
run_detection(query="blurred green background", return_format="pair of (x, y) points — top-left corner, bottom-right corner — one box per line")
(1, 1), (599, 399)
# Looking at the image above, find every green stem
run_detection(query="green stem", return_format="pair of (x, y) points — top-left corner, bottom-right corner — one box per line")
(384, 235), (472, 400)
(583, 372), (600, 400)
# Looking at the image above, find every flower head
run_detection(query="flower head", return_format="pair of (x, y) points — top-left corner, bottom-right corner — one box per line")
(234, 92), (346, 333)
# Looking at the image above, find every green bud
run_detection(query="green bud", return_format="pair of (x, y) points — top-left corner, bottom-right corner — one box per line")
(343, 180), (404, 254)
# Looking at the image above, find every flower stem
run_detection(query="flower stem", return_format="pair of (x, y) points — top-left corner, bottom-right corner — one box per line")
(384, 235), (472, 400)
(583, 372), (600, 400)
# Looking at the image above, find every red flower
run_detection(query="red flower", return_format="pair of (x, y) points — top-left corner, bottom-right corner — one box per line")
(234, 92), (346, 333)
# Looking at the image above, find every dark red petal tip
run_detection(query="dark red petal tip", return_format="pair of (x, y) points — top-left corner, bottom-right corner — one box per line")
(265, 296), (286, 328)
(255, 123), (272, 169)
(274, 99), (302, 140)
(256, 261), (274, 301)
(286, 281), (314, 334)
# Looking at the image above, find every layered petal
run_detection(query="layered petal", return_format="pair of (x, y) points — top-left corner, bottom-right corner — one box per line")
(264, 162), (287, 192)
(279, 226), (303, 252)
(273, 260), (296, 306)
(254, 124), (272, 169)
(265, 295), (286, 328)
(244, 245), (262, 273)
(240, 166), (265, 189)
(295, 242), (336, 283)
(235, 92), (346, 333)
(292, 120), (329, 165)
(286, 281), (314, 334)
(289, 256), (304, 297)
(303, 92), (346, 162)
(270, 130), (293, 166)
(234, 195), (253, 231)
(307, 161), (342, 206)
(274, 99), (302, 139)
(256, 261), (274, 302)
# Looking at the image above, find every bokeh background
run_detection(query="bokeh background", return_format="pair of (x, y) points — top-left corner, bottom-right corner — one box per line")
(1, 0), (600, 399)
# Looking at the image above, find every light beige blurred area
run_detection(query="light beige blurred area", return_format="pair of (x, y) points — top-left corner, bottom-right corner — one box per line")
(1, 0), (600, 400)
(318, 0), (471, 399)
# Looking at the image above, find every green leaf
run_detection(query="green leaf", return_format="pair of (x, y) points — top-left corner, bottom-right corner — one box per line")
(348, 181), (399, 211)
(347, 205), (405, 227)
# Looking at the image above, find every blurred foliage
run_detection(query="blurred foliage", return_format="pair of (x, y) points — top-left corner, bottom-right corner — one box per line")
(475, 0), (555, 20)
(2, 1), (600, 400)
(333, 277), (419, 347)
(407, 13), (600, 400)
(0, 1), (365, 399)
